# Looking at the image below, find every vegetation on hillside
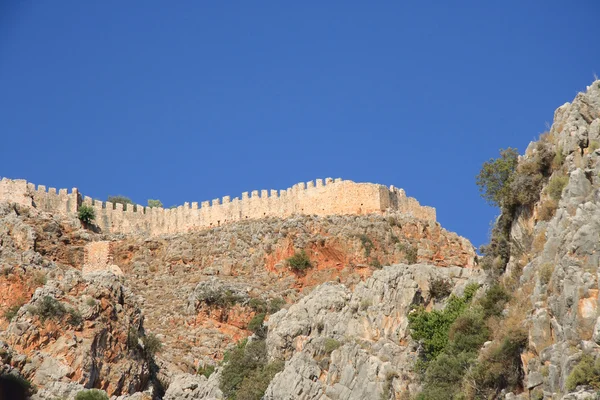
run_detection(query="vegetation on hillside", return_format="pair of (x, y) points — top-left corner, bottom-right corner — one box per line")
(407, 139), (565, 398)
(220, 338), (284, 400)
(77, 204), (95, 224)
(286, 250), (312, 272)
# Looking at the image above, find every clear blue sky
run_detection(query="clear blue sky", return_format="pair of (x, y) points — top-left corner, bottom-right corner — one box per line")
(1, 1), (599, 249)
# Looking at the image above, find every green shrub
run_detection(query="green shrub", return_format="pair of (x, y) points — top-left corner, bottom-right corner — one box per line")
(67, 308), (83, 327)
(33, 296), (66, 322)
(235, 360), (284, 400)
(370, 258), (382, 269)
(469, 329), (528, 396)
(479, 284), (510, 318)
(589, 141), (600, 153)
(286, 250), (312, 272)
(75, 389), (109, 400)
(476, 148), (519, 208)
(509, 168), (543, 207)
(429, 278), (452, 300)
(248, 313), (266, 334)
(197, 288), (243, 309)
(77, 205), (96, 225)
(268, 298), (286, 314)
(142, 332), (162, 356)
(221, 339), (264, 397)
(248, 298), (267, 313)
(147, 199), (163, 208)
(417, 352), (475, 400)
(197, 364), (216, 378)
(447, 311), (489, 355)
(408, 283), (479, 361)
(547, 174), (569, 201)
(566, 354), (600, 391)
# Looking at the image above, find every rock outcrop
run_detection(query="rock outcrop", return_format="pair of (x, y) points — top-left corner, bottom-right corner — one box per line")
(263, 264), (484, 399)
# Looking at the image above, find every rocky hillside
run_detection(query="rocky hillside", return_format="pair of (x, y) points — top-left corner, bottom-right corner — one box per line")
(0, 182), (475, 399)
(114, 212), (474, 374)
(1, 80), (599, 399)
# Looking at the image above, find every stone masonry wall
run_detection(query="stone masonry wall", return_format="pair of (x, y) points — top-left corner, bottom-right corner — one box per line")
(0, 177), (436, 236)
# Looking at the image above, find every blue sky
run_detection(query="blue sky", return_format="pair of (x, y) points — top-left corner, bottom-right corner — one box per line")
(1, 1), (598, 248)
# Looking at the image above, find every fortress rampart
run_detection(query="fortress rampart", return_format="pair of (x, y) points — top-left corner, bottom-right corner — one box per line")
(0, 177), (436, 236)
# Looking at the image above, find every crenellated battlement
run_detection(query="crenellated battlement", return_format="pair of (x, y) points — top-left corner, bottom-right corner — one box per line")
(0, 176), (435, 236)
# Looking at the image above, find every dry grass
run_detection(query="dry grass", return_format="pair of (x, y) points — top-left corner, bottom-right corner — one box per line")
(531, 228), (547, 254)
(538, 198), (558, 221)
(488, 282), (533, 342)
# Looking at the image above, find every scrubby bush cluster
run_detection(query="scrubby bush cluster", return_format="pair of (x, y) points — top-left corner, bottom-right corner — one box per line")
(75, 389), (109, 400)
(197, 288), (244, 309)
(127, 328), (162, 358)
(477, 140), (562, 274)
(286, 250), (312, 272)
(566, 354), (600, 391)
(220, 338), (284, 400)
(398, 242), (418, 264)
(30, 296), (81, 327)
(409, 283), (518, 399)
(248, 297), (285, 315)
(246, 297), (287, 335)
(197, 363), (216, 378)
(428, 278), (453, 300)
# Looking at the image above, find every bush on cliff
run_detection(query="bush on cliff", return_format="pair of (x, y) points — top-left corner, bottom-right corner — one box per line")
(32, 296), (66, 322)
(476, 148), (519, 208)
(286, 250), (312, 272)
(220, 338), (284, 400)
(546, 173), (569, 201)
(408, 283), (479, 361)
(75, 389), (109, 400)
(77, 204), (95, 225)
(142, 332), (162, 356)
(466, 329), (528, 397)
(565, 354), (600, 391)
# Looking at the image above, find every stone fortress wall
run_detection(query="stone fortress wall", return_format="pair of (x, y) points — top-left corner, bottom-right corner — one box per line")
(0, 177), (436, 236)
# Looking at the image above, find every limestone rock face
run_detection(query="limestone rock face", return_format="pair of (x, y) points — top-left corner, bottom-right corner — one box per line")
(263, 264), (485, 399)
(497, 81), (600, 398)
